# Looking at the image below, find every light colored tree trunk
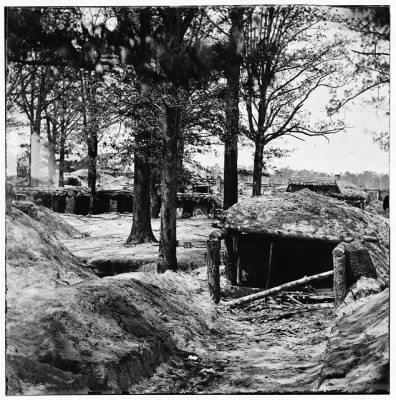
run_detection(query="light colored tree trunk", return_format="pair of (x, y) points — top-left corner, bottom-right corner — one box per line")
(30, 123), (41, 187)
(58, 133), (66, 187)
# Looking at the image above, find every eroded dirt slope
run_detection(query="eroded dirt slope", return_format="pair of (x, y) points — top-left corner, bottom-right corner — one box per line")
(6, 204), (216, 394)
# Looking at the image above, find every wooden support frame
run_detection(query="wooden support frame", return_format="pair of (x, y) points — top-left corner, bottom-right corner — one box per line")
(207, 239), (221, 304)
(224, 270), (334, 308)
(333, 243), (347, 308)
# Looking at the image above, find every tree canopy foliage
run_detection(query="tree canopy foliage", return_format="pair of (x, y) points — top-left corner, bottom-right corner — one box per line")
(6, 5), (389, 270)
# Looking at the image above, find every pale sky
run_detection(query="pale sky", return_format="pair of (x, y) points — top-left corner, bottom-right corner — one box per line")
(196, 87), (390, 175)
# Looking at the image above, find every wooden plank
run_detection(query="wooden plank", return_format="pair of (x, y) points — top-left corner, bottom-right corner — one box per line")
(333, 244), (347, 308)
(223, 225), (354, 243)
(207, 240), (221, 304)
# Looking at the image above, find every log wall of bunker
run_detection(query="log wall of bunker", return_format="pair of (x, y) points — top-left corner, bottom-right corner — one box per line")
(237, 234), (337, 289)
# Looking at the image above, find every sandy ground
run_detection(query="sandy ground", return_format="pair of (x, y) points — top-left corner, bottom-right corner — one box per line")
(60, 214), (215, 274)
(131, 281), (335, 394)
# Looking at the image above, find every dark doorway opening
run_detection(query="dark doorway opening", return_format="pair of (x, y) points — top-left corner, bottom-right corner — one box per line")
(238, 233), (337, 289)
(116, 195), (133, 213)
(74, 195), (90, 215)
(53, 195), (66, 213)
(93, 196), (110, 214)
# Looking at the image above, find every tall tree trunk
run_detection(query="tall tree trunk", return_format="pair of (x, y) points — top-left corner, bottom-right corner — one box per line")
(126, 9), (157, 242)
(58, 134), (66, 187)
(30, 119), (41, 187)
(177, 125), (185, 192)
(126, 129), (157, 244)
(87, 130), (97, 214)
(46, 118), (56, 185)
(157, 105), (180, 273)
(223, 7), (244, 209)
(252, 139), (264, 196)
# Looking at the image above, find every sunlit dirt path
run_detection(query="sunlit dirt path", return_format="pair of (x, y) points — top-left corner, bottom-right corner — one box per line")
(131, 290), (335, 394)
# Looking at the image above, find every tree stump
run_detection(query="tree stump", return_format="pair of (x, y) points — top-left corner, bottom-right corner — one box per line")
(345, 243), (377, 285)
(207, 239), (221, 304)
(333, 243), (347, 308)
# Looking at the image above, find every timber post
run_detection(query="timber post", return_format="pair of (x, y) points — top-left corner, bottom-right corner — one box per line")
(207, 239), (221, 304)
(65, 191), (75, 214)
(333, 243), (347, 308)
(224, 237), (237, 285)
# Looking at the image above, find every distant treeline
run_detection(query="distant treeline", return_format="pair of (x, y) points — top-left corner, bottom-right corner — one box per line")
(267, 168), (389, 189)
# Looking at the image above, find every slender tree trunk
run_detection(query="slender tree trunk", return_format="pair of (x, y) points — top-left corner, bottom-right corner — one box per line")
(87, 131), (97, 214)
(30, 119), (41, 187)
(46, 119), (56, 186)
(47, 139), (56, 185)
(126, 129), (156, 244)
(223, 7), (244, 209)
(157, 105), (180, 273)
(252, 139), (264, 196)
(58, 135), (66, 187)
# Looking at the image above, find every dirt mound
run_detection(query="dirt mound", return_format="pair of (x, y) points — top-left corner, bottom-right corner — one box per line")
(6, 206), (94, 298)
(6, 205), (216, 395)
(221, 189), (389, 245)
(318, 279), (389, 393)
(365, 200), (388, 217)
(12, 200), (81, 239)
(6, 272), (215, 395)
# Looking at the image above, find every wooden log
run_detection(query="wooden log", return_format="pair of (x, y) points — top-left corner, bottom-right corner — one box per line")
(226, 226), (354, 243)
(224, 270), (334, 309)
(362, 235), (379, 243)
(333, 243), (347, 308)
(207, 239), (221, 304)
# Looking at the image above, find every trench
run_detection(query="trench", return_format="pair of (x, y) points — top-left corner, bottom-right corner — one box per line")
(129, 280), (336, 394)
(57, 214), (338, 394)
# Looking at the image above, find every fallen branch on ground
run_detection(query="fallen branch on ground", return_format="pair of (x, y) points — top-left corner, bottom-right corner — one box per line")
(238, 303), (334, 322)
(224, 270), (334, 308)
